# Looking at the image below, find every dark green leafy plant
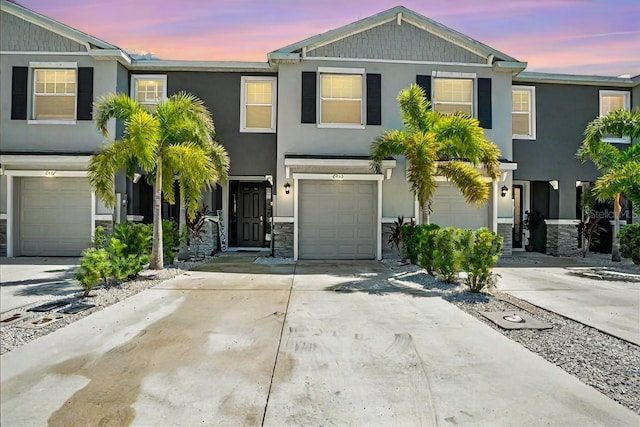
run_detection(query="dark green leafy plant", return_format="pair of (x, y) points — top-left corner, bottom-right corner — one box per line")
(620, 224), (640, 264)
(433, 227), (465, 283)
(461, 228), (503, 292)
(387, 216), (405, 259)
(107, 222), (152, 279)
(162, 220), (181, 263)
(414, 223), (441, 275)
(400, 221), (419, 263)
(187, 204), (209, 258)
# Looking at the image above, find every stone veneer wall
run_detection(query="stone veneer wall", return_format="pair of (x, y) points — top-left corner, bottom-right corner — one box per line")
(0, 219), (6, 257)
(546, 223), (579, 256)
(273, 222), (293, 258)
(195, 221), (218, 256)
(497, 223), (513, 256)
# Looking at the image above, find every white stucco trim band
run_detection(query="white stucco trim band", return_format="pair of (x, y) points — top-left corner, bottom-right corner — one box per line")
(284, 157), (396, 179)
(544, 219), (580, 225)
(292, 173), (384, 261)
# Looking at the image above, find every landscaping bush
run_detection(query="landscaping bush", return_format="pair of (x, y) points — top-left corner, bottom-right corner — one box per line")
(433, 227), (465, 283)
(74, 248), (111, 297)
(414, 224), (441, 275)
(162, 220), (181, 263)
(107, 222), (152, 279)
(620, 224), (640, 264)
(461, 228), (503, 293)
(400, 222), (419, 264)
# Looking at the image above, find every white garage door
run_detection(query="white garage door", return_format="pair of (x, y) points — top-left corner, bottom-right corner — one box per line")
(21, 177), (92, 256)
(430, 183), (490, 229)
(299, 180), (377, 259)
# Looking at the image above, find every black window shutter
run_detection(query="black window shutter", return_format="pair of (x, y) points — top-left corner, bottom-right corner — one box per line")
(366, 73), (381, 126)
(301, 71), (316, 124)
(478, 78), (492, 129)
(77, 67), (94, 120)
(11, 67), (28, 120)
(416, 75), (432, 101)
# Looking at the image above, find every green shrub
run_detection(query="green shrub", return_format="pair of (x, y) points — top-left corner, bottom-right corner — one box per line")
(74, 248), (111, 297)
(461, 228), (503, 293)
(414, 224), (441, 275)
(620, 224), (640, 264)
(433, 227), (465, 283)
(106, 222), (152, 279)
(400, 222), (419, 264)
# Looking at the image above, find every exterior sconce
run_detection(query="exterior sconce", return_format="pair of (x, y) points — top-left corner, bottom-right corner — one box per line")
(284, 182), (291, 195)
(132, 173), (142, 183)
(549, 179), (559, 190)
(501, 185), (508, 197)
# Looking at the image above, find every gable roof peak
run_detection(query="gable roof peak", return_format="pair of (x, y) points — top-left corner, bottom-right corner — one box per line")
(269, 5), (518, 64)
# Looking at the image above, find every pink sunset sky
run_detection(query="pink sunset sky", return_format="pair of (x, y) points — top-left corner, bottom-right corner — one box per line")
(16, 0), (640, 76)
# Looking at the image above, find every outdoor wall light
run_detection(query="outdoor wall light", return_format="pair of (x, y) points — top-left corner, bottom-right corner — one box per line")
(284, 182), (291, 195)
(501, 185), (508, 197)
(549, 179), (559, 190)
(132, 173), (142, 183)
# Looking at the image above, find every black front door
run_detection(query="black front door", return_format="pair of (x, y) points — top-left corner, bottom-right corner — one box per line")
(513, 184), (524, 249)
(238, 182), (265, 247)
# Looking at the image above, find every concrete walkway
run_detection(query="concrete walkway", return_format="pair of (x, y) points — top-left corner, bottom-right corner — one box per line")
(497, 254), (640, 345)
(2, 256), (638, 426)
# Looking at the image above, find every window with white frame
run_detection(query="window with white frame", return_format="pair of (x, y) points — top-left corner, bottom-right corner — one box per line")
(33, 68), (76, 120)
(240, 76), (277, 132)
(131, 75), (167, 112)
(433, 78), (473, 116)
(599, 90), (631, 143)
(319, 68), (364, 126)
(512, 86), (536, 139)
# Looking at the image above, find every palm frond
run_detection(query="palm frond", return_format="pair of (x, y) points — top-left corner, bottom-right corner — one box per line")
(88, 141), (129, 207)
(94, 93), (141, 138)
(593, 160), (640, 206)
(436, 161), (490, 205)
(398, 84), (430, 133)
(370, 130), (408, 172)
(125, 110), (161, 172)
(404, 132), (438, 206)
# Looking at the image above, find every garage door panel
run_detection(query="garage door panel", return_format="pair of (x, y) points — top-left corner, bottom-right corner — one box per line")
(21, 177), (91, 256)
(430, 183), (489, 229)
(299, 180), (376, 260)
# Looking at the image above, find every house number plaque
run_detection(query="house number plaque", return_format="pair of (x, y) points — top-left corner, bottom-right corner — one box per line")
(44, 170), (56, 176)
(332, 174), (344, 180)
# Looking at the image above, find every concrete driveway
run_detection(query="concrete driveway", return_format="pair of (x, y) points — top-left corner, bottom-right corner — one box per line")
(496, 265), (640, 345)
(2, 257), (638, 426)
(0, 257), (80, 313)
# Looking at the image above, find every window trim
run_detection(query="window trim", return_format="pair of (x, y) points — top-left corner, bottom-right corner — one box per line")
(599, 90), (631, 144)
(431, 75), (475, 118)
(512, 85), (536, 140)
(317, 67), (365, 129)
(131, 74), (167, 108)
(28, 61), (78, 124)
(240, 76), (277, 133)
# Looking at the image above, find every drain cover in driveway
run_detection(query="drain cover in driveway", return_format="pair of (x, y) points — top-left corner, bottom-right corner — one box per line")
(479, 311), (552, 330)
(27, 300), (71, 312)
(58, 303), (96, 314)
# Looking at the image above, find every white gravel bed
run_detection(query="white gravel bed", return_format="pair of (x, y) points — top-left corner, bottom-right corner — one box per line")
(253, 256), (297, 265)
(386, 264), (639, 415)
(0, 256), (212, 355)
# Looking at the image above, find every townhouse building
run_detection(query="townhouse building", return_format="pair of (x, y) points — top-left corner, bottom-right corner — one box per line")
(1, 1), (637, 260)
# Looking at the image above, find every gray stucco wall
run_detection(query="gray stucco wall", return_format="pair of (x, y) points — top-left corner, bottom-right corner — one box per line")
(130, 72), (278, 179)
(0, 54), (118, 153)
(275, 60), (514, 218)
(512, 82), (631, 218)
(308, 20), (485, 64)
(1, 11), (86, 52)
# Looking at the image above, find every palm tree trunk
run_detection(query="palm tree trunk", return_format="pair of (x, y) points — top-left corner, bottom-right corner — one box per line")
(612, 193), (621, 262)
(149, 158), (164, 270)
(177, 191), (189, 260)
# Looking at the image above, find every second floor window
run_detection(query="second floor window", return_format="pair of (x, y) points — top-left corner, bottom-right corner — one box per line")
(433, 78), (473, 116)
(319, 70), (363, 126)
(131, 75), (167, 112)
(512, 86), (536, 139)
(599, 90), (631, 143)
(241, 76), (277, 132)
(33, 69), (76, 120)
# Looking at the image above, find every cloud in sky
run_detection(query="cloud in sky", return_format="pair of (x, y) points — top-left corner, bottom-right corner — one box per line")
(14, 0), (640, 75)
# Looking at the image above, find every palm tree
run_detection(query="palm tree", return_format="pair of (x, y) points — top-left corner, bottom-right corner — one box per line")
(370, 84), (501, 222)
(89, 92), (230, 269)
(577, 107), (640, 261)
